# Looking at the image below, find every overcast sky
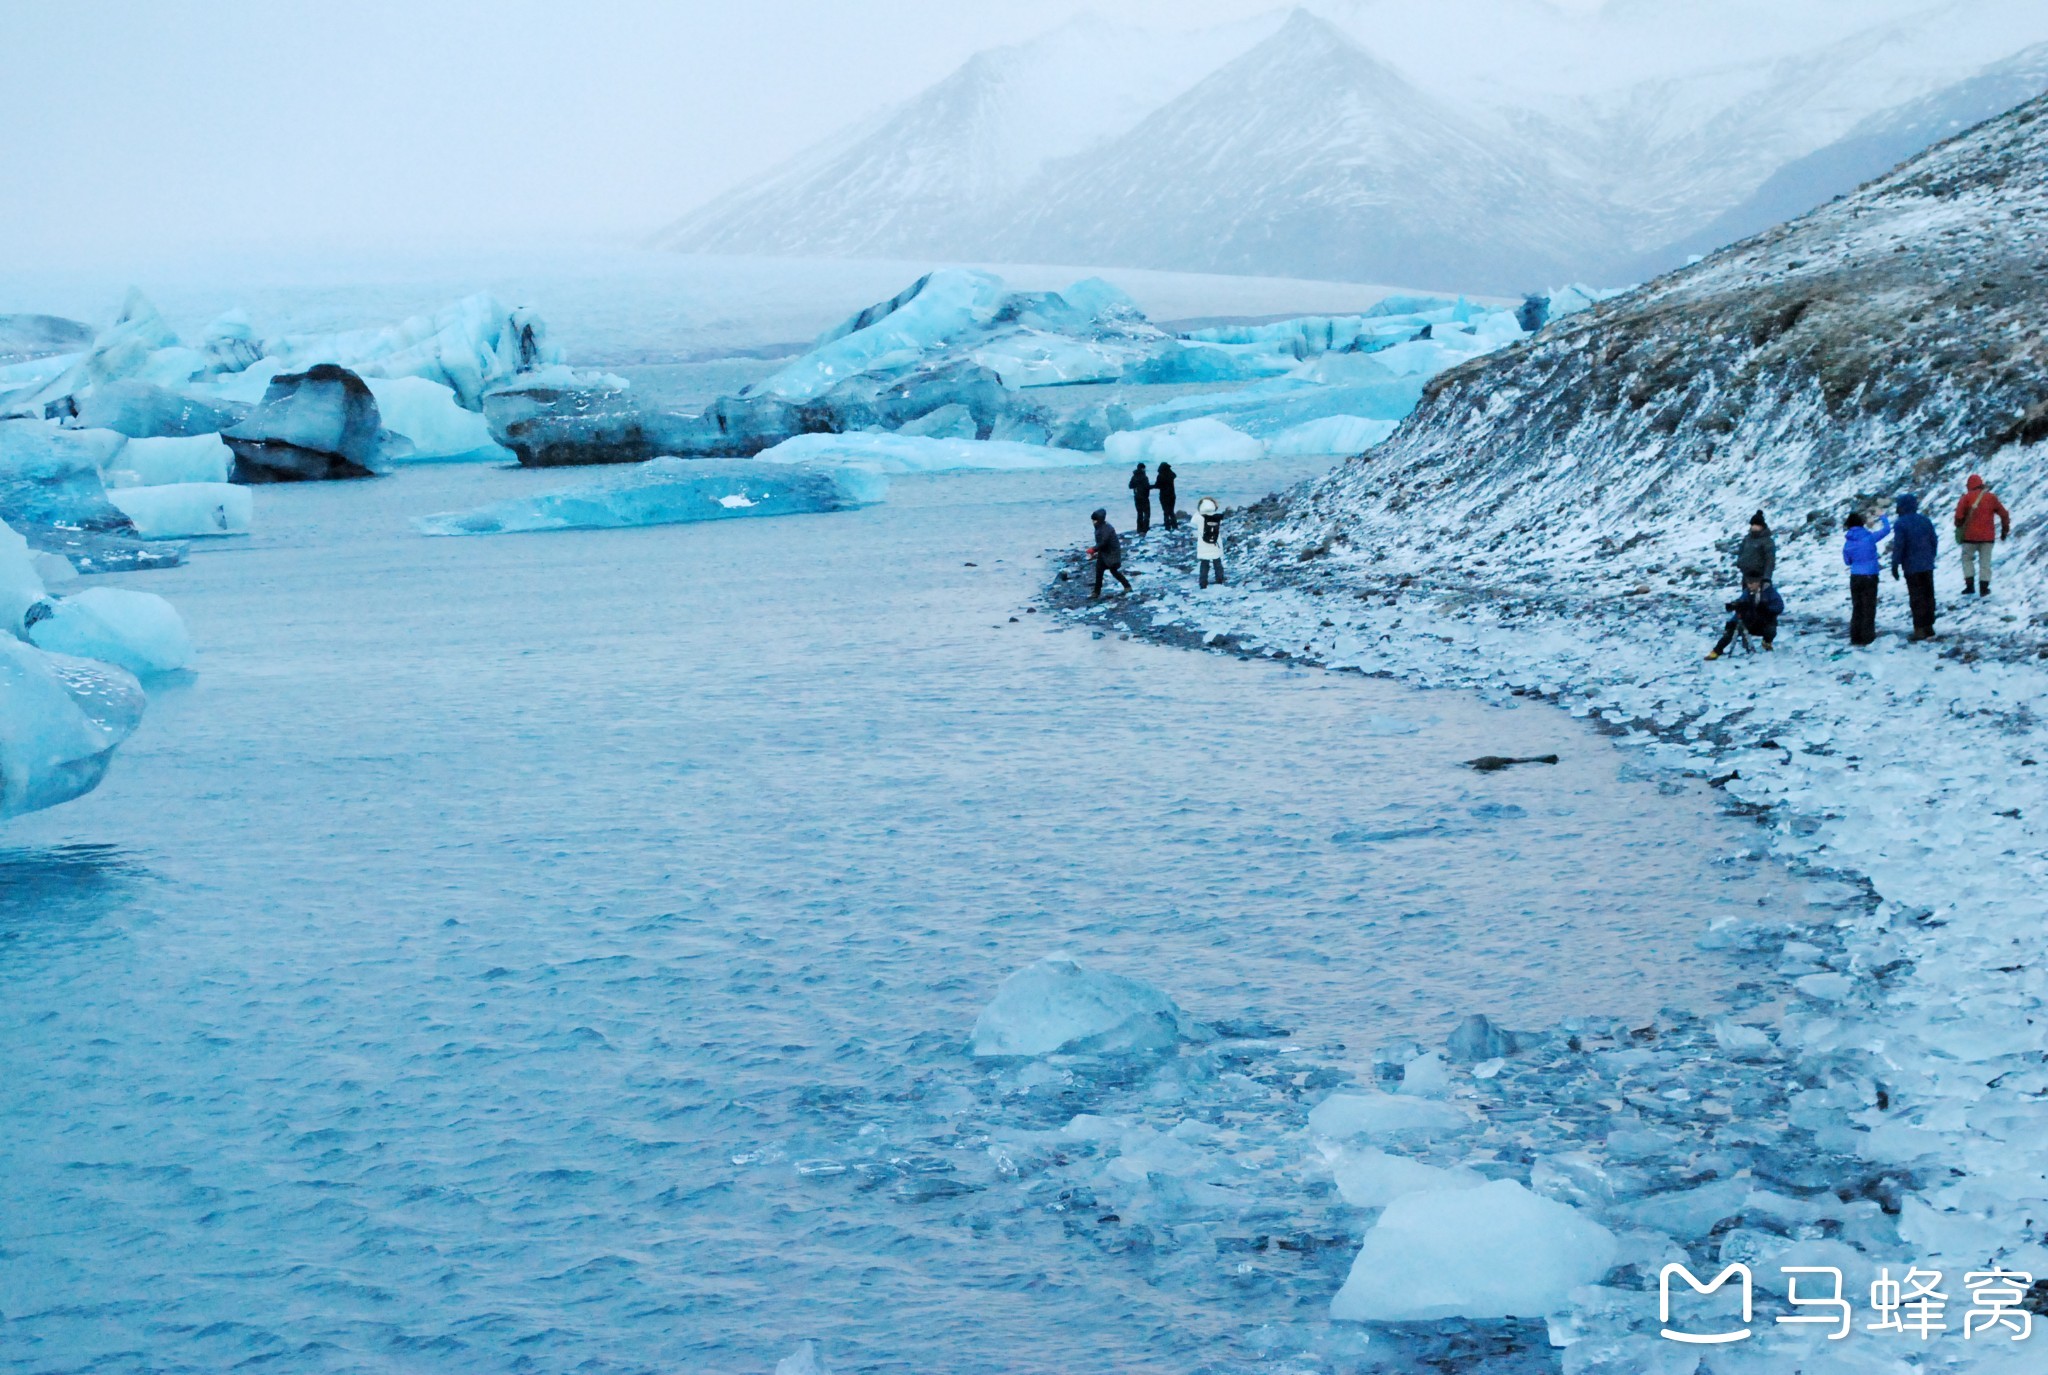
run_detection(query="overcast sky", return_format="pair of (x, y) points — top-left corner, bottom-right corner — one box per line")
(2, 0), (2017, 268)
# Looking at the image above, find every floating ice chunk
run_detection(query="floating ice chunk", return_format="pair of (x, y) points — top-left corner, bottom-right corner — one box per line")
(106, 483), (251, 539)
(970, 953), (1208, 1057)
(1308, 1093), (1471, 1141)
(225, 364), (410, 481)
(0, 637), (146, 818)
(364, 376), (509, 462)
(416, 458), (884, 537)
(757, 270), (1006, 403)
(1330, 1180), (1618, 1321)
(756, 433), (1110, 474)
(774, 1340), (830, 1375)
(28, 586), (193, 675)
(1265, 415), (1398, 456)
(759, 430), (1096, 472)
(1105, 418), (1264, 466)
(0, 420), (181, 571)
(74, 379), (248, 439)
(103, 434), (232, 488)
(1326, 1146), (1485, 1207)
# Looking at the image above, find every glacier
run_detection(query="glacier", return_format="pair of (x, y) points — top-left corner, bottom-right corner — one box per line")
(415, 458), (885, 536)
(106, 483), (252, 539)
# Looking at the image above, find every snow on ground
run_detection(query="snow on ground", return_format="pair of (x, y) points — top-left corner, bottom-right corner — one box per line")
(1053, 515), (2048, 1369)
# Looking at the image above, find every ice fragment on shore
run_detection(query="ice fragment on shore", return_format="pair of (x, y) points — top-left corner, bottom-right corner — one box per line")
(1308, 1092), (1470, 1140)
(1330, 1179), (1618, 1321)
(970, 953), (1208, 1057)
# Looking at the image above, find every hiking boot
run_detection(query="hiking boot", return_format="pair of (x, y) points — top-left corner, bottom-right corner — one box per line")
(1762, 640), (1775, 651)
(1704, 650), (1723, 660)
(1980, 584), (1992, 596)
(1965, 579), (1978, 595)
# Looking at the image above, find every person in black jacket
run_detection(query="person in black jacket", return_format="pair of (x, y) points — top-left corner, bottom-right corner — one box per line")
(1154, 462), (1178, 530)
(1706, 577), (1784, 658)
(1090, 508), (1132, 598)
(1735, 512), (1775, 584)
(1889, 493), (1940, 641)
(1128, 463), (1152, 534)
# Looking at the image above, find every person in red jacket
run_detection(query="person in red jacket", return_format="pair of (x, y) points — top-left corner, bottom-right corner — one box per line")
(1953, 474), (2013, 596)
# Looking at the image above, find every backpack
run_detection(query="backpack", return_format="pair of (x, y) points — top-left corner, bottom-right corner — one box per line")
(1201, 513), (1223, 544)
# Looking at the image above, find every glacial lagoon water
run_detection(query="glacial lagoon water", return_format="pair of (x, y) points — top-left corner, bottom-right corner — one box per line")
(0, 458), (1824, 1373)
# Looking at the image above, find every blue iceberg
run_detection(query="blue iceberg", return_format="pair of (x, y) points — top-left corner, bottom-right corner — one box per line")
(415, 458), (887, 536)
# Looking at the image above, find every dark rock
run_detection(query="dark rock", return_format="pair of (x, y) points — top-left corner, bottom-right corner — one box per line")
(223, 364), (410, 482)
(1464, 754), (1560, 771)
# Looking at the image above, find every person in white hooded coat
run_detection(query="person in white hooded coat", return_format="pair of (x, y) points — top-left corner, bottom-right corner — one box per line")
(1195, 496), (1226, 588)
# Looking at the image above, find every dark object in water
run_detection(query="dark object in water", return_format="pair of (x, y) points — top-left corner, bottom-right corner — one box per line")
(1464, 754), (1559, 772)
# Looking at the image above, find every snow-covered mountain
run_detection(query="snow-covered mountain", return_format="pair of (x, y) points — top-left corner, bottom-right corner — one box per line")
(650, 14), (1281, 261)
(657, 2), (2048, 290)
(990, 12), (1616, 295)
(1641, 39), (2048, 273)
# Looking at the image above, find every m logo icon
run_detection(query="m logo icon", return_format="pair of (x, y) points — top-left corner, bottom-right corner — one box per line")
(1661, 1263), (1754, 1344)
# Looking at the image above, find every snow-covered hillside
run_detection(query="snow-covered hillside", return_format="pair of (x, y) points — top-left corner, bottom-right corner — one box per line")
(1257, 87), (2048, 621)
(659, 1), (2048, 290)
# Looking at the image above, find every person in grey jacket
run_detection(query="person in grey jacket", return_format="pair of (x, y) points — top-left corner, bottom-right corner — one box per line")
(1736, 512), (1775, 584)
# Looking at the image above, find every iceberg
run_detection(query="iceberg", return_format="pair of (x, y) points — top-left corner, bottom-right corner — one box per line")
(755, 270), (1008, 403)
(1329, 1179), (1619, 1322)
(969, 953), (1209, 1057)
(755, 433), (1112, 473)
(103, 434), (232, 488)
(481, 368), (713, 467)
(224, 364), (411, 481)
(0, 419), (182, 571)
(364, 376), (509, 462)
(5, 519), (191, 676)
(106, 484), (251, 539)
(415, 458), (885, 536)
(28, 587), (194, 676)
(1104, 418), (1265, 465)
(0, 636), (146, 819)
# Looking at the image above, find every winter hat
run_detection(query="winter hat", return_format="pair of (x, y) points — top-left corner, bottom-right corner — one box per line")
(1749, 510), (1768, 529)
(1197, 496), (1219, 514)
(1090, 508), (1107, 521)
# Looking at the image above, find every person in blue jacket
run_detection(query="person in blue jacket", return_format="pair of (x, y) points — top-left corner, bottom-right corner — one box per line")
(1889, 493), (1940, 641)
(1706, 576), (1785, 658)
(1843, 511), (1890, 645)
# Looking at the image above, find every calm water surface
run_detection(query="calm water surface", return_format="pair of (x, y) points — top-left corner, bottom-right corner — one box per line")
(1, 460), (1814, 1374)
